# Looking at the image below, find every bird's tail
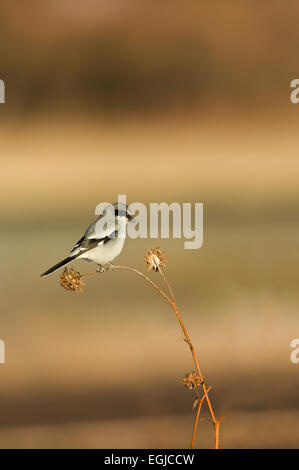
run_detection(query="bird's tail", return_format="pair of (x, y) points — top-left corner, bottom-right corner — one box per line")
(41, 256), (75, 277)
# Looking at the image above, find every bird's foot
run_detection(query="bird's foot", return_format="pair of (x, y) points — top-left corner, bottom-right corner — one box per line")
(104, 263), (114, 272)
(97, 263), (114, 273)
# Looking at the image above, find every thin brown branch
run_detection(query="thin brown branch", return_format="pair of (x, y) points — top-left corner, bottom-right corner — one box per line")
(79, 263), (221, 448)
(214, 415), (223, 450)
(158, 266), (175, 301)
(191, 386), (211, 448)
(157, 267), (220, 448)
(169, 300), (217, 423)
(110, 265), (172, 304)
(111, 264), (221, 448)
(81, 270), (98, 276)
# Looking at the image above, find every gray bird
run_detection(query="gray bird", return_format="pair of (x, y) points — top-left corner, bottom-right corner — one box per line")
(41, 202), (135, 276)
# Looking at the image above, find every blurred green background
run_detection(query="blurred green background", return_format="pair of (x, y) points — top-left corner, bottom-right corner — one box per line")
(1, 1), (299, 448)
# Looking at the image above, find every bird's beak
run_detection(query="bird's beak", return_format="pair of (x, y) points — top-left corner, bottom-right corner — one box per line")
(128, 214), (136, 223)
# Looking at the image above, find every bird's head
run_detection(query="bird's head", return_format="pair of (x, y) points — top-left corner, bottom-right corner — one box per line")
(112, 202), (136, 224)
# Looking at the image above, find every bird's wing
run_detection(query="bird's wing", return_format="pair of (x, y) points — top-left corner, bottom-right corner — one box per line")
(70, 234), (115, 256)
(70, 214), (116, 256)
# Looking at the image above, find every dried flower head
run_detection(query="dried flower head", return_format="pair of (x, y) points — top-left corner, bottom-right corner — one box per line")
(60, 267), (85, 292)
(182, 372), (202, 390)
(144, 247), (167, 272)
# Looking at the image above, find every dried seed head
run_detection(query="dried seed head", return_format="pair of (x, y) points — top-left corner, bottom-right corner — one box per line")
(144, 247), (167, 272)
(182, 372), (202, 390)
(60, 267), (86, 292)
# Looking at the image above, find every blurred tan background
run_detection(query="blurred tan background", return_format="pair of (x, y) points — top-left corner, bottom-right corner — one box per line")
(1, 1), (299, 448)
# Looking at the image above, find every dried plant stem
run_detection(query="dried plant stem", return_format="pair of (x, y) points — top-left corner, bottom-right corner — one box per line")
(106, 264), (222, 449)
(157, 265), (175, 301)
(157, 266), (222, 449)
(108, 265), (173, 304)
(81, 271), (98, 276)
(191, 386), (211, 448)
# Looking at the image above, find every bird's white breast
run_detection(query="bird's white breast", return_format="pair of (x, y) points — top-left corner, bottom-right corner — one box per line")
(78, 237), (126, 266)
